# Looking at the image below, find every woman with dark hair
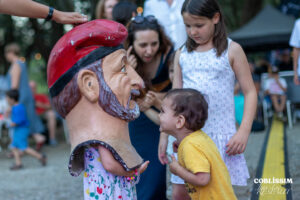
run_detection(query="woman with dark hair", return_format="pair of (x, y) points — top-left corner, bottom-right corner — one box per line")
(125, 15), (173, 200)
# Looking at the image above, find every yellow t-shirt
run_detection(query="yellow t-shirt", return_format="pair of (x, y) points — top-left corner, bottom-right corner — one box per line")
(178, 130), (237, 200)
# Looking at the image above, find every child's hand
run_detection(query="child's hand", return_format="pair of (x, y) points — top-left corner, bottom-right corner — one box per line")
(136, 98), (150, 112)
(144, 91), (156, 107)
(138, 161), (150, 174)
(226, 130), (249, 156)
(147, 91), (162, 110)
(137, 92), (156, 111)
(169, 154), (182, 176)
(158, 133), (169, 165)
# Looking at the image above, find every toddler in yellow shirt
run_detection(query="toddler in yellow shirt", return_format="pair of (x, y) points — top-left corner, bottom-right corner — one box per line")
(159, 88), (237, 200)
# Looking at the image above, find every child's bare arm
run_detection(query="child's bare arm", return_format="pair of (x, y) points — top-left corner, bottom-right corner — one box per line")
(158, 132), (168, 165)
(98, 146), (149, 176)
(227, 42), (257, 155)
(144, 108), (160, 125)
(172, 49), (183, 89)
(169, 155), (210, 186)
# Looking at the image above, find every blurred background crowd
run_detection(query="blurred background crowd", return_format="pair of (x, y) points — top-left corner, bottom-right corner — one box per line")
(1, 0), (299, 145)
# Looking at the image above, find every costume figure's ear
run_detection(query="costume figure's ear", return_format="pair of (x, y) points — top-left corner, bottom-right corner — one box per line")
(77, 69), (99, 103)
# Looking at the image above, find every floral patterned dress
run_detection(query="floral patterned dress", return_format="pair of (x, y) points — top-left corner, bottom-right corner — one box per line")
(179, 39), (250, 186)
(83, 147), (138, 200)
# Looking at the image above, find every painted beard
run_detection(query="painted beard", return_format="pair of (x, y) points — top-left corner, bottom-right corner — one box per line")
(88, 60), (140, 122)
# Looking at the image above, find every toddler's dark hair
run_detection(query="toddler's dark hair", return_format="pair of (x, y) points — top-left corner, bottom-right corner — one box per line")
(165, 88), (208, 131)
(6, 89), (19, 102)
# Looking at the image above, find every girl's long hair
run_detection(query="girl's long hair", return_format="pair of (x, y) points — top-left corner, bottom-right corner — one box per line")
(181, 0), (227, 57)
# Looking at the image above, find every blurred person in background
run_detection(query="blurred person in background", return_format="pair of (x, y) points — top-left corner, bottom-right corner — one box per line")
(112, 1), (137, 26)
(144, 0), (187, 50)
(95, 0), (119, 20)
(5, 89), (46, 170)
(4, 43), (46, 151)
(29, 80), (57, 146)
(265, 66), (287, 119)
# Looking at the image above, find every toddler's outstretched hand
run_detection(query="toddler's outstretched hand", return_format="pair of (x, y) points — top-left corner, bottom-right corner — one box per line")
(226, 130), (249, 156)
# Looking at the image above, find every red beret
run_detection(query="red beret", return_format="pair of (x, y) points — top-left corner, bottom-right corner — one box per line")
(47, 19), (127, 97)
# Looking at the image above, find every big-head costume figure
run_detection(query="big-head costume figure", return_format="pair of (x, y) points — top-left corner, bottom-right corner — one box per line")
(47, 20), (147, 199)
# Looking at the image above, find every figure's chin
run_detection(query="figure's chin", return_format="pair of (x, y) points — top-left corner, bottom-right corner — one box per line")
(130, 102), (140, 120)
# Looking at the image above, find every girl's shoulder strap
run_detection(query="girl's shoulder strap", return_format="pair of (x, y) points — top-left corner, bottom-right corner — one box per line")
(180, 44), (187, 52)
(227, 38), (232, 49)
(225, 37), (233, 57)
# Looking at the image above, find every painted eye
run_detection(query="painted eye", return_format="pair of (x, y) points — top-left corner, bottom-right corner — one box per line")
(121, 66), (126, 73)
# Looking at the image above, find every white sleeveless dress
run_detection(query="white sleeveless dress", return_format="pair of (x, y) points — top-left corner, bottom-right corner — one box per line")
(179, 39), (249, 186)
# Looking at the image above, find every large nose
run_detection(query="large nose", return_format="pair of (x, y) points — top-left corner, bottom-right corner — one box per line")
(127, 66), (144, 90)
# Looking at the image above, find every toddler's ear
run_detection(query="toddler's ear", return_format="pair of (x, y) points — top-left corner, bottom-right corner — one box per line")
(175, 115), (186, 129)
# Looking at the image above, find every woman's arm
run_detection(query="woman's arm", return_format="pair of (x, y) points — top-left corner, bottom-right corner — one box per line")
(172, 49), (183, 89)
(227, 42), (257, 156)
(0, 0), (87, 24)
(10, 62), (21, 89)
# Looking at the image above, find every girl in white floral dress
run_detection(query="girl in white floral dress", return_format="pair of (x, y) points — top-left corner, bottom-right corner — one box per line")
(171, 0), (257, 189)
